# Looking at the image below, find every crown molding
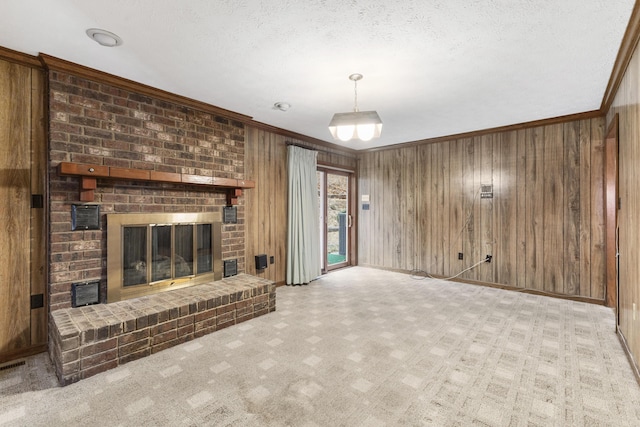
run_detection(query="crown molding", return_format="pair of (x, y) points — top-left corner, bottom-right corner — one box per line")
(249, 120), (358, 155)
(362, 110), (603, 153)
(0, 46), (42, 68)
(601, 1), (640, 113)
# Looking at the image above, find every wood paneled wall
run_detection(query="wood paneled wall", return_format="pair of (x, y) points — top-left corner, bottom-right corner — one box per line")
(358, 118), (605, 300)
(244, 127), (357, 284)
(0, 55), (47, 362)
(607, 38), (640, 374)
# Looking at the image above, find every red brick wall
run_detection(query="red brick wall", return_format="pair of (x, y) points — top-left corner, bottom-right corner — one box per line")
(48, 70), (246, 311)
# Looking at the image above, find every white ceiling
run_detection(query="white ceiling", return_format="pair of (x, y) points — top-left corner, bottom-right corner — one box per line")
(1, 0), (636, 150)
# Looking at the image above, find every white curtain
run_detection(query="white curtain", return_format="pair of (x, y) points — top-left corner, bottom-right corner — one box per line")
(286, 145), (321, 285)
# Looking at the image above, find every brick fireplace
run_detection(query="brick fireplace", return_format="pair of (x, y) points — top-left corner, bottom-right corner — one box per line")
(44, 60), (274, 384)
(48, 68), (247, 311)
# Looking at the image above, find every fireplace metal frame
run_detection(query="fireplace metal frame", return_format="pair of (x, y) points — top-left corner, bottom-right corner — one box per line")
(107, 212), (222, 303)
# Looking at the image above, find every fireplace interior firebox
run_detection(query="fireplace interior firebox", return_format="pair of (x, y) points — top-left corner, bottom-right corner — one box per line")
(107, 212), (222, 303)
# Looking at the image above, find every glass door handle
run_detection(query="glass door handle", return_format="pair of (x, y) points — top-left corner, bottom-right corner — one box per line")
(348, 214), (352, 228)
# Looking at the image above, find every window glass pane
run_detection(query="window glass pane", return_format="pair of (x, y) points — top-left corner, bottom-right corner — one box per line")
(327, 173), (348, 266)
(197, 224), (213, 274)
(175, 224), (194, 278)
(152, 225), (172, 282)
(123, 226), (147, 286)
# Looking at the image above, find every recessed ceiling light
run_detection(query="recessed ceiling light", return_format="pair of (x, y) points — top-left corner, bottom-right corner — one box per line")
(86, 28), (123, 47)
(273, 102), (291, 111)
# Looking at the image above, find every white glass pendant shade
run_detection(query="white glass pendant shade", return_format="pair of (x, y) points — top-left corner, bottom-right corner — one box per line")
(328, 110), (382, 142)
(356, 123), (375, 141)
(328, 73), (382, 142)
(336, 125), (355, 141)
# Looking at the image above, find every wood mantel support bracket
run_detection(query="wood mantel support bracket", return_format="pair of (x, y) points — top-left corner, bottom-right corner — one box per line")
(58, 162), (255, 205)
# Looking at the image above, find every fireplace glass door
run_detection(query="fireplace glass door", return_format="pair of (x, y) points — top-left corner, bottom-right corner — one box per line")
(108, 213), (222, 303)
(123, 226), (147, 286)
(123, 223), (205, 286)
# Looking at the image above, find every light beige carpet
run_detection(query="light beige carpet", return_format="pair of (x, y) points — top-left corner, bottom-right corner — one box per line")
(1, 267), (640, 426)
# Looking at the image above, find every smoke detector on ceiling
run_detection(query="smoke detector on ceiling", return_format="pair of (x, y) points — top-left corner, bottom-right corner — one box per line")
(86, 28), (123, 47)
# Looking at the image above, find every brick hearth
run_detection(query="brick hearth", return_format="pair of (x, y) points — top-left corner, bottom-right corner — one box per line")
(49, 274), (275, 385)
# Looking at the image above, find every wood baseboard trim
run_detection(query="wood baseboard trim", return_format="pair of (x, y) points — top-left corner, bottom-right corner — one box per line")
(617, 328), (640, 386)
(0, 344), (47, 365)
(359, 264), (605, 305)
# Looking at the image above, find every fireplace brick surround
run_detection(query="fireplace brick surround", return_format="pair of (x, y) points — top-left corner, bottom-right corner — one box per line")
(50, 274), (275, 385)
(48, 68), (248, 311)
(44, 60), (271, 384)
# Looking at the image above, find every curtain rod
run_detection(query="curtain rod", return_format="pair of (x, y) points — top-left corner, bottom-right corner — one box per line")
(286, 142), (356, 173)
(285, 141), (341, 156)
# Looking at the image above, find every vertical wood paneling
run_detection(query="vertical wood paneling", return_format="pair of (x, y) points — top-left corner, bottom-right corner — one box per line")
(495, 131), (517, 286)
(416, 145), (430, 272)
(578, 120), (592, 297)
(374, 152), (384, 267)
(358, 117), (605, 301)
(276, 138), (287, 282)
(382, 150), (394, 267)
(448, 139), (464, 275)
(30, 68), (47, 346)
(0, 60), (32, 355)
(607, 41), (640, 366)
(479, 135), (493, 283)
(543, 124), (565, 294)
(245, 128), (356, 285)
(469, 136), (482, 280)
(462, 138), (476, 280)
(525, 127), (545, 290)
(403, 147), (417, 271)
(432, 142), (445, 275)
(589, 119), (605, 301)
(391, 149), (403, 269)
(563, 121), (581, 295)
(515, 129), (527, 288)
(359, 154), (371, 265)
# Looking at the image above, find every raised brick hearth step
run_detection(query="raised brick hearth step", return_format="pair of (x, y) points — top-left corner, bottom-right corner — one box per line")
(49, 274), (276, 385)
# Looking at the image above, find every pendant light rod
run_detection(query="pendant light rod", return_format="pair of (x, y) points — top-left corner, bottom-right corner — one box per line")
(350, 73), (363, 112)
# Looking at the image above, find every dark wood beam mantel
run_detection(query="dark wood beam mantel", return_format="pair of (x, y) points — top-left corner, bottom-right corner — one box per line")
(58, 162), (254, 205)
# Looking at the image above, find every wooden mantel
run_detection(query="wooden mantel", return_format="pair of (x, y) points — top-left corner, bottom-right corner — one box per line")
(58, 162), (255, 205)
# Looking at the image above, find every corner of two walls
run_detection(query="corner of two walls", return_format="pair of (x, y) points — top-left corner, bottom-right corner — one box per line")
(244, 127), (358, 285)
(607, 35), (640, 376)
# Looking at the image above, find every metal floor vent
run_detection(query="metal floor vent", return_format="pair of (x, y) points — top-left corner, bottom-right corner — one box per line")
(0, 360), (26, 372)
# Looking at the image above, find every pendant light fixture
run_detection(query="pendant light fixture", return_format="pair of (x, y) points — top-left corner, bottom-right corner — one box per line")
(328, 73), (382, 142)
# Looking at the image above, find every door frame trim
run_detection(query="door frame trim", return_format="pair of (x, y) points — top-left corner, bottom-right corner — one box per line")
(604, 113), (619, 313)
(317, 166), (356, 273)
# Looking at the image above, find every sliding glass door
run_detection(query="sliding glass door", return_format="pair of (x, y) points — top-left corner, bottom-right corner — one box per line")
(317, 168), (351, 272)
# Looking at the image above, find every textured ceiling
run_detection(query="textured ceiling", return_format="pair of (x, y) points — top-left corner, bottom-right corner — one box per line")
(0, 0), (635, 150)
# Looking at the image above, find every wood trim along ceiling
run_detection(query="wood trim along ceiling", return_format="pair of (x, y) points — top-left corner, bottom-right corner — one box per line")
(362, 109), (603, 153)
(0, 46), (43, 68)
(253, 121), (358, 155)
(601, 1), (640, 113)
